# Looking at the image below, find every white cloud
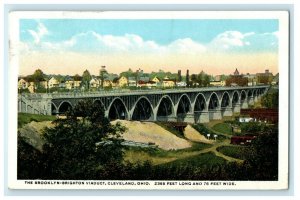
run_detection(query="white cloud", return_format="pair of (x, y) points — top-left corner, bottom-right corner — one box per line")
(168, 38), (206, 54)
(39, 31), (206, 55)
(61, 31), (161, 53)
(261, 31), (279, 38)
(21, 29), (278, 56)
(28, 22), (49, 44)
(209, 31), (254, 50)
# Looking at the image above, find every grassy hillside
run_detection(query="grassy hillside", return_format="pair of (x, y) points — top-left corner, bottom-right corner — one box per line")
(211, 123), (233, 135)
(18, 113), (56, 128)
(217, 146), (249, 160)
(159, 152), (227, 168)
(124, 142), (212, 165)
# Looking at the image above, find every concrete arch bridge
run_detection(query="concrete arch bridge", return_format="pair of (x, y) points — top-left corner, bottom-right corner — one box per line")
(18, 86), (269, 123)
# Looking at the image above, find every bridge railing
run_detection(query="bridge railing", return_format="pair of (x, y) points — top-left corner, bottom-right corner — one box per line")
(19, 85), (270, 99)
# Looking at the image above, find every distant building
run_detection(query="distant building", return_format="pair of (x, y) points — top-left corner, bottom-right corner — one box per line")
(103, 79), (113, 88)
(244, 73), (257, 86)
(112, 77), (119, 87)
(48, 77), (60, 88)
(256, 69), (273, 85)
(128, 77), (137, 87)
(240, 108), (278, 124)
(39, 78), (49, 89)
(176, 81), (187, 87)
(177, 70), (182, 82)
(90, 77), (100, 88)
(73, 76), (82, 89)
(272, 73), (279, 85)
(210, 80), (225, 87)
(151, 76), (161, 84)
(146, 80), (157, 88)
(27, 83), (35, 93)
(162, 76), (175, 88)
(18, 78), (28, 89)
(59, 81), (66, 88)
(233, 68), (240, 76)
(239, 117), (255, 123)
(117, 76), (128, 87)
(225, 68), (248, 86)
(65, 76), (74, 90)
(214, 75), (222, 82)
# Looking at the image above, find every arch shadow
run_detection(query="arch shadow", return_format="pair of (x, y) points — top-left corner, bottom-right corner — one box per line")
(156, 95), (175, 122)
(107, 97), (129, 121)
(131, 96), (154, 121)
(176, 94), (192, 122)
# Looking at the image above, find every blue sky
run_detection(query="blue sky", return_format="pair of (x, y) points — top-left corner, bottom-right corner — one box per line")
(19, 19), (279, 76)
(20, 19), (278, 46)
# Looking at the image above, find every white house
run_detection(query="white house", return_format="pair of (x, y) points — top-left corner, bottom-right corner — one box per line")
(176, 81), (187, 87)
(48, 77), (60, 88)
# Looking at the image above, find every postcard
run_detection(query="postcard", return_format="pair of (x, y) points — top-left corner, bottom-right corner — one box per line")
(8, 11), (289, 190)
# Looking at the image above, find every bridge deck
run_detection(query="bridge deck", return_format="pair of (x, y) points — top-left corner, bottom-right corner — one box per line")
(19, 85), (269, 100)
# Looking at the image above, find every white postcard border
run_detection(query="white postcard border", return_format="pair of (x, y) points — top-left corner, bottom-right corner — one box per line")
(8, 11), (289, 190)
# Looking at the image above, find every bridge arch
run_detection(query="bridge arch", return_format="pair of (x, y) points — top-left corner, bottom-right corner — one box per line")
(221, 91), (233, 117)
(176, 94), (192, 121)
(253, 89), (258, 101)
(208, 92), (219, 110)
(240, 90), (247, 102)
(93, 99), (106, 110)
(194, 93), (207, 123)
(27, 105), (33, 114)
(107, 97), (129, 121)
(131, 96), (154, 121)
(254, 89), (258, 97)
(232, 91), (240, 105)
(220, 91), (230, 108)
(247, 90), (253, 98)
(247, 90), (254, 105)
(156, 95), (175, 121)
(51, 102), (58, 115)
(194, 93), (207, 111)
(58, 101), (73, 114)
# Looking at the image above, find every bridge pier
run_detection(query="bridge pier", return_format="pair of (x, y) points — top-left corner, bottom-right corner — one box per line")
(194, 111), (210, 123)
(182, 112), (196, 123)
(209, 109), (222, 120)
(254, 96), (258, 102)
(248, 97), (254, 105)
(156, 115), (177, 122)
(176, 112), (194, 123)
(241, 101), (249, 109)
(221, 107), (233, 117)
(232, 103), (241, 113)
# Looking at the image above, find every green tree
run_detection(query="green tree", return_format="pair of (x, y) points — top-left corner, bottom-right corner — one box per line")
(42, 99), (126, 179)
(191, 74), (197, 87)
(73, 74), (81, 81)
(120, 68), (135, 78)
(30, 69), (46, 90)
(204, 74), (210, 87)
(82, 69), (92, 90)
(261, 89), (279, 108)
(17, 135), (44, 179)
(244, 125), (278, 180)
(32, 69), (45, 82)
